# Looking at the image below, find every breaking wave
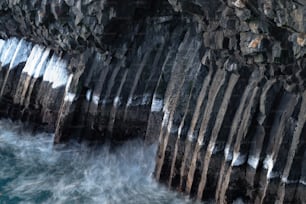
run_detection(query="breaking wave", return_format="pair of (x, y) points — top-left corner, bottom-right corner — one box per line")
(0, 119), (196, 204)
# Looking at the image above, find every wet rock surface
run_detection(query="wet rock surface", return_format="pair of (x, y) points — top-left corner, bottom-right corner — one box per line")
(0, 0), (305, 203)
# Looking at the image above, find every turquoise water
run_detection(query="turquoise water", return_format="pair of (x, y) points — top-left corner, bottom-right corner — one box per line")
(0, 119), (196, 204)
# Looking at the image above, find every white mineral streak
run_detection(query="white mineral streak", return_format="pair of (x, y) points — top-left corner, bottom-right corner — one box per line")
(102, 99), (108, 106)
(247, 155), (260, 169)
(233, 198), (245, 204)
(127, 97), (133, 107)
(212, 145), (224, 154)
(208, 142), (215, 154)
(9, 39), (32, 69)
(33, 48), (50, 78)
(151, 96), (163, 112)
(162, 109), (170, 127)
(167, 118), (173, 133)
(232, 153), (247, 166)
(0, 39), (5, 61)
(22, 45), (44, 76)
(92, 94), (100, 105)
(1, 38), (19, 67)
(65, 74), (73, 93)
(51, 59), (68, 88)
(0, 37), (71, 94)
(43, 54), (68, 88)
(64, 92), (76, 102)
(232, 0), (245, 8)
(63, 74), (74, 103)
(197, 137), (204, 146)
(187, 132), (195, 142)
(232, 151), (239, 165)
(113, 96), (120, 108)
(281, 178), (306, 186)
(0, 37), (70, 93)
(263, 155), (274, 178)
(281, 176), (288, 183)
(86, 89), (92, 101)
(141, 93), (150, 105)
(300, 180), (306, 186)
(178, 125), (183, 137)
(43, 55), (57, 82)
(127, 94), (151, 107)
(224, 146), (233, 161)
(0, 39), (5, 51)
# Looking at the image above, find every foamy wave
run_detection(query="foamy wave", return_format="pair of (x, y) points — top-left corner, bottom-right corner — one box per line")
(0, 119), (195, 204)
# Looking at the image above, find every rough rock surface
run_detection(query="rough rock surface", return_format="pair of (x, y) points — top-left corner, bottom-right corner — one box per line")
(0, 0), (305, 203)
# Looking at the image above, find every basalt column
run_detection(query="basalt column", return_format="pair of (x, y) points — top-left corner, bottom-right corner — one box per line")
(154, 0), (306, 203)
(0, 38), (70, 131)
(0, 15), (203, 144)
(55, 20), (202, 143)
(0, 0), (305, 203)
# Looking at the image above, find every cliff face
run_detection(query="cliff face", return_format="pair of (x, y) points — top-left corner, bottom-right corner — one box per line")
(0, 0), (306, 203)
(0, 0), (180, 141)
(153, 1), (306, 203)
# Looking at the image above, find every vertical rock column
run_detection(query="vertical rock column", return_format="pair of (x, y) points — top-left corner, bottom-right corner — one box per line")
(0, 38), (70, 132)
(55, 18), (193, 143)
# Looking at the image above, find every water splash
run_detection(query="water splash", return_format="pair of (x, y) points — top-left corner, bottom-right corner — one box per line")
(0, 119), (195, 204)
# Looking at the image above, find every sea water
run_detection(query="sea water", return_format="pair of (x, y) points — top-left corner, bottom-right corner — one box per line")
(0, 119), (196, 204)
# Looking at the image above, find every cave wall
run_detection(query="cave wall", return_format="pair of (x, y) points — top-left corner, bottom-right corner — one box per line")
(154, 0), (306, 203)
(0, 0), (179, 141)
(0, 0), (306, 203)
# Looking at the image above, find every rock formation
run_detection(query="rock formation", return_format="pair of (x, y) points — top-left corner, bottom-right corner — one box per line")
(0, 0), (305, 203)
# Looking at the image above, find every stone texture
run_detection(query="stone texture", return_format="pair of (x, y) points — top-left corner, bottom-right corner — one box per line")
(0, 0), (305, 203)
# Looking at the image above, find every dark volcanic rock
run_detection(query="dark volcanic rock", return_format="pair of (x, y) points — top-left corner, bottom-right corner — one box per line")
(0, 0), (172, 54)
(0, 0), (306, 203)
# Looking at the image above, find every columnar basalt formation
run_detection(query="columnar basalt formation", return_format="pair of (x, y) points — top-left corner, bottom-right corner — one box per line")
(0, 0), (305, 203)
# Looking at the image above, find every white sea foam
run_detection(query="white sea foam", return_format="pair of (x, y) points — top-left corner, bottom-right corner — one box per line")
(0, 119), (196, 204)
